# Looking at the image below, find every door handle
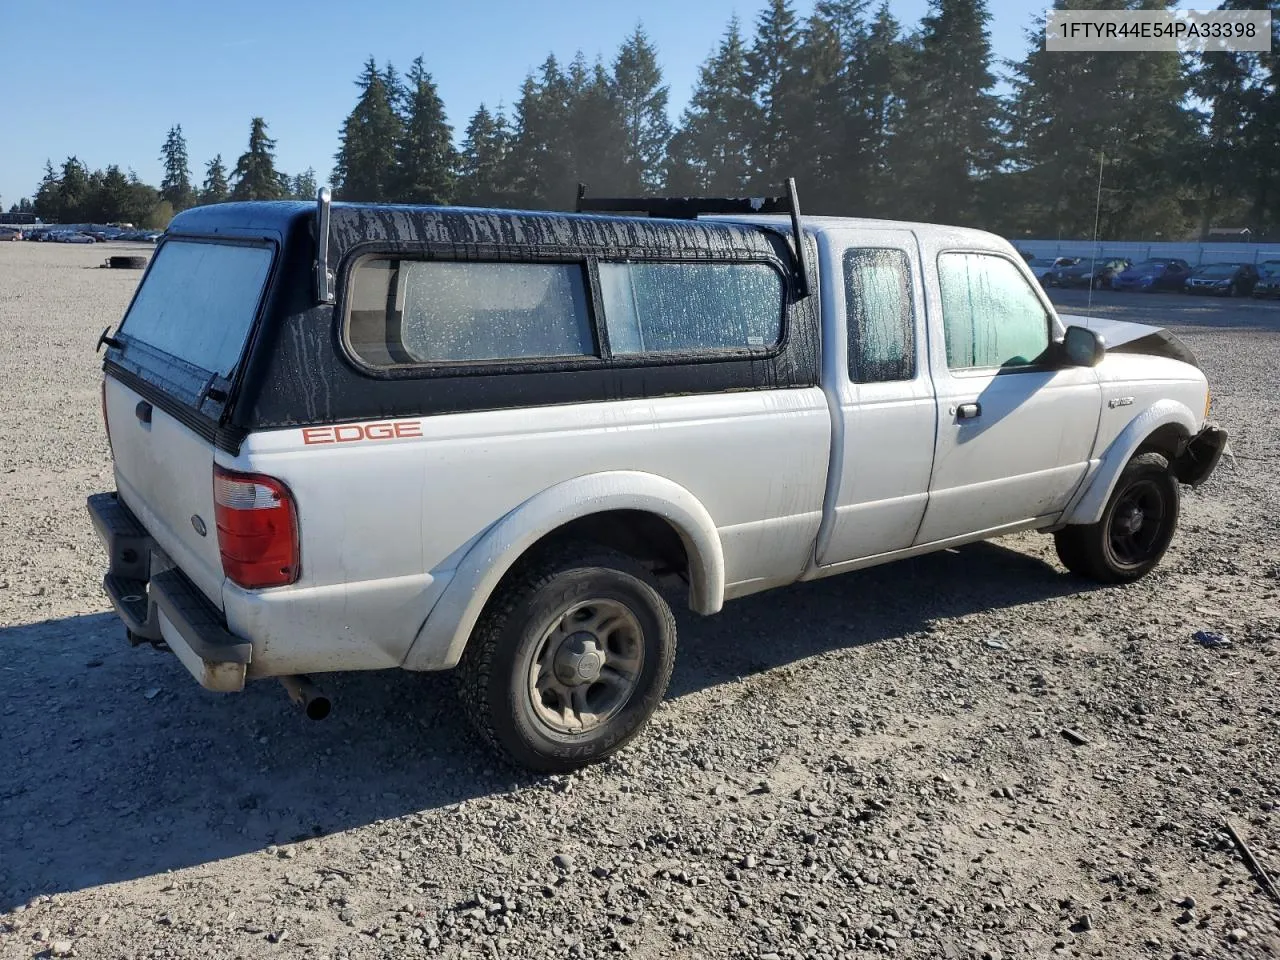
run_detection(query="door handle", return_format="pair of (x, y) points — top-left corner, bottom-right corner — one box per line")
(135, 400), (152, 424)
(956, 402), (982, 420)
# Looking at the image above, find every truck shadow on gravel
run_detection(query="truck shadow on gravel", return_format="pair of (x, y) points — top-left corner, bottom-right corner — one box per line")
(0, 540), (1093, 908)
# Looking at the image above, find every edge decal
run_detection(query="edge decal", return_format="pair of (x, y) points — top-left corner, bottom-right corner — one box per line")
(302, 420), (424, 445)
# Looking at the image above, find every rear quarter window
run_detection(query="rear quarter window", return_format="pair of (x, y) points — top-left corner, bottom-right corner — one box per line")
(346, 259), (595, 366)
(119, 240), (273, 377)
(598, 261), (783, 355)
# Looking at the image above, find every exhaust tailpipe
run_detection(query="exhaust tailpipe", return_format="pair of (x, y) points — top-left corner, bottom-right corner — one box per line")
(279, 675), (331, 720)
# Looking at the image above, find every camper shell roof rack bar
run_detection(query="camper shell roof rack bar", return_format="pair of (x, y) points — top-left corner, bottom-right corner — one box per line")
(576, 178), (810, 297)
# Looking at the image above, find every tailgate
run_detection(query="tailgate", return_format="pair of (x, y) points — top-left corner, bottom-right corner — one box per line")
(106, 376), (227, 608)
(101, 237), (276, 610)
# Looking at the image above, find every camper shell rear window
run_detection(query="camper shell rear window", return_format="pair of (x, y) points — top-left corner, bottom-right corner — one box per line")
(118, 239), (274, 378)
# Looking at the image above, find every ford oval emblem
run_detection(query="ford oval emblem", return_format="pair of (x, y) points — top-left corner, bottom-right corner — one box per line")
(191, 514), (207, 537)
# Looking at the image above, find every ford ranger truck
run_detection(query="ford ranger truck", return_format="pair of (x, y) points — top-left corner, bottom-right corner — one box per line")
(87, 186), (1227, 771)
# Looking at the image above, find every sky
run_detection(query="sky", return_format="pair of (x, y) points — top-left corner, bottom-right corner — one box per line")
(1, 0), (1068, 207)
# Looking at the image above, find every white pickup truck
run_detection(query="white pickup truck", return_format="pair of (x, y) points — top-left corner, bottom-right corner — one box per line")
(87, 185), (1226, 771)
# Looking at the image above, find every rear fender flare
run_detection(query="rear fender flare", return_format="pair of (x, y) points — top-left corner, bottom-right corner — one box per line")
(1061, 399), (1198, 526)
(400, 471), (724, 671)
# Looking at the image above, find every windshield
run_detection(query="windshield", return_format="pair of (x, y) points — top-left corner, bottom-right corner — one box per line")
(119, 240), (273, 377)
(1131, 262), (1164, 275)
(1196, 264), (1238, 277)
(1259, 263), (1280, 277)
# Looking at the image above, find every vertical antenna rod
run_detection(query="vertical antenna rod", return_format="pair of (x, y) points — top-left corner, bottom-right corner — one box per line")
(1087, 151), (1104, 318)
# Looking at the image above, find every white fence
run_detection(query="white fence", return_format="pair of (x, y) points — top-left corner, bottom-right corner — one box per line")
(1013, 239), (1280, 266)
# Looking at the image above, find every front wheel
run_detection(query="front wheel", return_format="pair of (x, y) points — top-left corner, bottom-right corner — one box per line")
(456, 543), (677, 772)
(1054, 452), (1180, 584)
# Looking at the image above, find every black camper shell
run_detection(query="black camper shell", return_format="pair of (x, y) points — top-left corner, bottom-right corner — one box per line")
(101, 200), (821, 455)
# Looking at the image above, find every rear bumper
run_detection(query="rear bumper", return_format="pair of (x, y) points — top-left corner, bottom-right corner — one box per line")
(87, 492), (250, 692)
(1172, 423), (1228, 487)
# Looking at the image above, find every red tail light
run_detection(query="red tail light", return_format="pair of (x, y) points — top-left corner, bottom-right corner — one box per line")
(213, 465), (300, 588)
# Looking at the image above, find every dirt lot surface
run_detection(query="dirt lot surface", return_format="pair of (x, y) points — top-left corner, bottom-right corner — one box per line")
(1, 243), (1278, 959)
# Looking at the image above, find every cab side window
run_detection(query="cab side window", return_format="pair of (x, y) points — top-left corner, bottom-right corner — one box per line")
(938, 252), (1051, 371)
(843, 248), (915, 383)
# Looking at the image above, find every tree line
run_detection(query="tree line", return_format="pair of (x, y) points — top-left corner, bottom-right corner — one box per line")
(328, 0), (1279, 240)
(17, 118), (314, 226)
(14, 0), (1280, 239)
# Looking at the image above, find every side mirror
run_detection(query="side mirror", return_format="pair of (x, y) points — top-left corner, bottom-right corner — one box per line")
(1063, 325), (1105, 367)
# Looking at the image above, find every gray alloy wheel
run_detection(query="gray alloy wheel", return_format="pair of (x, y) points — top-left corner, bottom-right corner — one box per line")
(527, 597), (645, 735)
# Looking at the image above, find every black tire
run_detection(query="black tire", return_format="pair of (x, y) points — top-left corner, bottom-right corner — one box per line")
(108, 255), (148, 270)
(456, 542), (677, 772)
(1054, 451), (1180, 584)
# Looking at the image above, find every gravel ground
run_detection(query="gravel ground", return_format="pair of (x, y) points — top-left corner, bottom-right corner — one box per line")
(1, 243), (1278, 960)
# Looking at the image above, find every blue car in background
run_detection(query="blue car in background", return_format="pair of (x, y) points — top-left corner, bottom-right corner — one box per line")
(1111, 258), (1192, 292)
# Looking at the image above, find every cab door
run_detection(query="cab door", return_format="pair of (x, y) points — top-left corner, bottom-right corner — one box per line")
(913, 247), (1101, 545)
(815, 229), (936, 566)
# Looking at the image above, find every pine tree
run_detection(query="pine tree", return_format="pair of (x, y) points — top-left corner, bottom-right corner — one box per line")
(97, 165), (133, 222)
(125, 170), (163, 226)
(892, 0), (1002, 226)
(612, 26), (672, 191)
(791, 8), (848, 209)
(83, 169), (107, 223)
(666, 18), (758, 193)
(395, 56), (455, 204)
(850, 2), (911, 216)
(1004, 0), (1197, 239)
(33, 160), (60, 222)
(747, 0), (805, 191)
(456, 104), (514, 206)
(506, 56), (577, 209)
(159, 124), (195, 211)
(201, 154), (229, 204)
(290, 167), (318, 201)
(58, 157), (91, 222)
(332, 57), (404, 201)
(569, 54), (628, 195)
(230, 117), (284, 201)
(1191, 0), (1280, 237)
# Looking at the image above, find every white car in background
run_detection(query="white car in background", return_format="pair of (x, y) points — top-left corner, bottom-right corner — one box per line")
(1027, 256), (1080, 285)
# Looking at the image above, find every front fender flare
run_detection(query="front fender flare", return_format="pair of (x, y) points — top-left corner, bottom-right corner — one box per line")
(400, 471), (725, 672)
(1061, 399), (1199, 527)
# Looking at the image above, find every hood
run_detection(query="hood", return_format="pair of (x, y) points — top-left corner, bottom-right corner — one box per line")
(1058, 313), (1201, 370)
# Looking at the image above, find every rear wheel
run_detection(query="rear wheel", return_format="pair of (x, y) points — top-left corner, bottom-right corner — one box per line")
(1054, 452), (1180, 584)
(456, 543), (676, 772)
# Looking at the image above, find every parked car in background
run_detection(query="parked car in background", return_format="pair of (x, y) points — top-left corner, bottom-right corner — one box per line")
(0, 227), (23, 241)
(59, 232), (97, 244)
(1111, 258), (1191, 292)
(1028, 257), (1078, 285)
(1252, 261), (1280, 300)
(1050, 257), (1132, 289)
(1026, 257), (1058, 282)
(1183, 262), (1259, 297)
